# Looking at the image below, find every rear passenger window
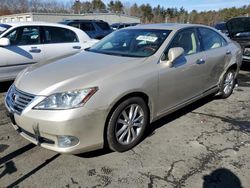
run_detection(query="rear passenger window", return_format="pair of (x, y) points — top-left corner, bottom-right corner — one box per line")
(199, 28), (227, 50)
(80, 23), (95, 31)
(95, 22), (111, 30)
(169, 28), (199, 55)
(44, 27), (78, 43)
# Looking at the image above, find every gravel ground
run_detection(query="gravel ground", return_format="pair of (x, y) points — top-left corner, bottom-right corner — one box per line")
(0, 66), (250, 188)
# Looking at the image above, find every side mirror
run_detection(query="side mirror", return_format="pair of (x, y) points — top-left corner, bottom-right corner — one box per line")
(161, 47), (184, 67)
(0, 37), (10, 47)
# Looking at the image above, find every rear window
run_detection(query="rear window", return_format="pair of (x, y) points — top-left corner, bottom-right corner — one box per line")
(44, 26), (79, 43)
(199, 27), (227, 50)
(95, 22), (111, 31)
(80, 22), (95, 31)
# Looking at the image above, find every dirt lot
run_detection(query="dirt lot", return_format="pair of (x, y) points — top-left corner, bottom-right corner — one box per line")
(0, 66), (250, 188)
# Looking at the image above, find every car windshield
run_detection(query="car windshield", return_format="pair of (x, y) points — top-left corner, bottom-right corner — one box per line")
(227, 17), (250, 37)
(0, 24), (11, 35)
(87, 29), (171, 57)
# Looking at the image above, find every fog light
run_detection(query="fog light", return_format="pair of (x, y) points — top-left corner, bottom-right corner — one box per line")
(57, 136), (79, 148)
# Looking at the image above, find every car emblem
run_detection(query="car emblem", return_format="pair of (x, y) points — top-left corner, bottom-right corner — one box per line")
(12, 93), (18, 103)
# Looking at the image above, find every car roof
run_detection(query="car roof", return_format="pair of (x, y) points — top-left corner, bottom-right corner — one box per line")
(131, 23), (210, 31)
(7, 21), (67, 27)
(122, 23), (231, 42)
(228, 16), (250, 20)
(6, 21), (83, 31)
(61, 19), (106, 23)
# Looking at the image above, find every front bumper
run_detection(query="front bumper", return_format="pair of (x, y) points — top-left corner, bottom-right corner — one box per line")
(5, 98), (107, 154)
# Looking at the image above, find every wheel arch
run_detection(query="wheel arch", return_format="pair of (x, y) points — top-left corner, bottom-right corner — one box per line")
(228, 63), (238, 72)
(218, 63), (238, 86)
(103, 91), (153, 148)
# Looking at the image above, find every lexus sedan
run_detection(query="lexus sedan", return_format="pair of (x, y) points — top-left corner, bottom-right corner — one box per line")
(5, 23), (242, 154)
(0, 22), (98, 82)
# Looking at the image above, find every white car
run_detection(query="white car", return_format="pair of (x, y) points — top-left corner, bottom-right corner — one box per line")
(0, 22), (98, 82)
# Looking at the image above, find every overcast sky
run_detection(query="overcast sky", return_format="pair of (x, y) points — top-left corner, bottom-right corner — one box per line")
(76, 0), (250, 12)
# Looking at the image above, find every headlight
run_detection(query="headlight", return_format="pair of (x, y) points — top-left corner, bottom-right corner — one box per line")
(34, 87), (98, 110)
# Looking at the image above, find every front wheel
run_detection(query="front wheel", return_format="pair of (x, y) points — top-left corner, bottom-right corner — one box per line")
(106, 97), (149, 152)
(218, 69), (236, 99)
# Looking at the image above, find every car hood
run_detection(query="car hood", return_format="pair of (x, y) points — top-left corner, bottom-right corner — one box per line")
(15, 51), (146, 95)
(226, 17), (250, 39)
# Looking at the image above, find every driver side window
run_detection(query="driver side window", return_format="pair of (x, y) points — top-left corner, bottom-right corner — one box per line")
(4, 26), (40, 46)
(169, 28), (199, 56)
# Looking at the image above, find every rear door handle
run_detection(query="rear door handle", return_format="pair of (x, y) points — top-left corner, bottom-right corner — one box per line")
(73, 46), (81, 49)
(226, 50), (231, 55)
(196, 58), (205, 64)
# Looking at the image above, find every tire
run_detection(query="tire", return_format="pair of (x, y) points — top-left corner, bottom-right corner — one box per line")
(218, 69), (236, 99)
(106, 97), (149, 152)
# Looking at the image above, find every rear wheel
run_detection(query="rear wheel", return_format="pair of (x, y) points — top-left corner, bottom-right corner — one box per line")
(106, 97), (149, 152)
(219, 69), (236, 99)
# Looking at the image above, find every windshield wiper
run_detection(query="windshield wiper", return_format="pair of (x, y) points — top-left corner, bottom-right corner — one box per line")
(87, 49), (146, 58)
(88, 50), (143, 57)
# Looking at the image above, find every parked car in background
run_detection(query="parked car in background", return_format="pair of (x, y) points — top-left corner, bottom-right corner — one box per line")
(111, 22), (140, 30)
(0, 22), (98, 82)
(5, 23), (242, 154)
(59, 19), (113, 39)
(214, 22), (229, 35)
(226, 17), (250, 62)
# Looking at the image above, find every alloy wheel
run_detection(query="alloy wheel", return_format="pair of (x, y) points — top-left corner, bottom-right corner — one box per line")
(223, 71), (234, 95)
(115, 104), (144, 145)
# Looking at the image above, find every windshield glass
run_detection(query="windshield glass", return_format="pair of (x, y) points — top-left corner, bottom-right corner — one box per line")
(0, 24), (11, 35)
(87, 29), (171, 57)
(227, 17), (250, 37)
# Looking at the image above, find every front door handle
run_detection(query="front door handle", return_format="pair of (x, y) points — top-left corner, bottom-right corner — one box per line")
(196, 58), (205, 64)
(73, 46), (81, 49)
(29, 47), (41, 53)
(226, 50), (231, 55)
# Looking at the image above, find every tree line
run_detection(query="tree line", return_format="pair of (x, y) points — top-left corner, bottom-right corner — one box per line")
(0, 0), (250, 25)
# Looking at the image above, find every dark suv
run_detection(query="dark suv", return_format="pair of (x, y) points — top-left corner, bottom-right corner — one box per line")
(60, 20), (112, 39)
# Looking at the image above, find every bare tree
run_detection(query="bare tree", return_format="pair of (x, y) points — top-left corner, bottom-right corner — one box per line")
(92, 0), (106, 12)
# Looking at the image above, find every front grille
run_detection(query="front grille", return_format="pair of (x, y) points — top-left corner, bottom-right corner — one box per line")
(6, 85), (35, 115)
